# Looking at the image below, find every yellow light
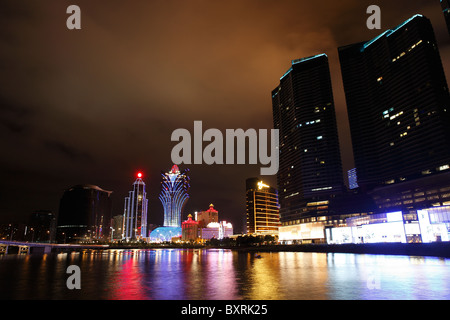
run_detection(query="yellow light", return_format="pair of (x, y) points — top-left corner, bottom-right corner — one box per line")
(257, 181), (270, 190)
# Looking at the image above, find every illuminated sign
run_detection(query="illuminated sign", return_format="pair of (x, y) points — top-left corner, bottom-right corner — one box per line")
(257, 181), (270, 190)
(387, 211), (403, 222)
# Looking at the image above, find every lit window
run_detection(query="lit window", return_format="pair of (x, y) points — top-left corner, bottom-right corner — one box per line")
(439, 165), (450, 171)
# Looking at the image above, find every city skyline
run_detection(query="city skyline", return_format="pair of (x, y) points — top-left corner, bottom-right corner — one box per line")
(1, 1), (449, 234)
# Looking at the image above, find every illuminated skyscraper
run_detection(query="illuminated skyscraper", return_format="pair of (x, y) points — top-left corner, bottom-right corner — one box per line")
(441, 0), (450, 35)
(159, 165), (190, 227)
(272, 54), (345, 224)
(339, 15), (450, 191)
(246, 177), (280, 235)
(123, 172), (148, 240)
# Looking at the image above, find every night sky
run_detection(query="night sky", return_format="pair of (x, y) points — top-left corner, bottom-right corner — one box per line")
(1, 0), (449, 233)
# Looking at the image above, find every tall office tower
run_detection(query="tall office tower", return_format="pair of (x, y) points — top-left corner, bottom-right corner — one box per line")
(339, 15), (450, 193)
(441, 0), (450, 35)
(246, 177), (280, 235)
(123, 172), (148, 240)
(57, 184), (113, 243)
(159, 165), (190, 227)
(272, 54), (345, 224)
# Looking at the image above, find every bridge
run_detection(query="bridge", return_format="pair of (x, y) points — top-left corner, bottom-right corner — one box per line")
(0, 240), (109, 255)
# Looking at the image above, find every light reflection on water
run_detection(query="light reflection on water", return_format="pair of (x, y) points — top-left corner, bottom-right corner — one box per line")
(0, 249), (449, 300)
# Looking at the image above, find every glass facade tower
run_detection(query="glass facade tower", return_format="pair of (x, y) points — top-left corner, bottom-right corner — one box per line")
(123, 173), (148, 240)
(339, 15), (450, 191)
(272, 54), (345, 224)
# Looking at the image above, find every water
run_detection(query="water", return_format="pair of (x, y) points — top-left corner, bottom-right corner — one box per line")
(0, 249), (449, 300)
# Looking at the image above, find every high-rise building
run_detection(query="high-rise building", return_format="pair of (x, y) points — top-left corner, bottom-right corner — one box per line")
(339, 15), (450, 193)
(159, 165), (190, 227)
(441, 0), (450, 35)
(246, 177), (280, 235)
(57, 184), (113, 243)
(123, 172), (148, 240)
(272, 54), (345, 224)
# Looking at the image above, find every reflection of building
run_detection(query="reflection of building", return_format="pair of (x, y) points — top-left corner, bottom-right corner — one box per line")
(246, 178), (280, 235)
(196, 204), (218, 228)
(339, 15), (450, 193)
(57, 184), (113, 243)
(182, 214), (199, 241)
(123, 172), (148, 241)
(159, 165), (190, 227)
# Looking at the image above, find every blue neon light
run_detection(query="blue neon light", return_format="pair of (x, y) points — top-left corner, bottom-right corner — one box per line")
(280, 54), (327, 81)
(159, 166), (190, 228)
(361, 14), (424, 52)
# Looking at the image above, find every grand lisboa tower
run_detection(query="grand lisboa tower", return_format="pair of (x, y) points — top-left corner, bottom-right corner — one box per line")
(159, 164), (190, 228)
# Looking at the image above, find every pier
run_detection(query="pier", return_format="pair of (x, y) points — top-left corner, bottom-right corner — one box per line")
(0, 240), (109, 255)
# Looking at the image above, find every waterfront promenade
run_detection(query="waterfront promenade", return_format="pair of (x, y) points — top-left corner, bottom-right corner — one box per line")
(111, 242), (450, 258)
(2, 240), (449, 258)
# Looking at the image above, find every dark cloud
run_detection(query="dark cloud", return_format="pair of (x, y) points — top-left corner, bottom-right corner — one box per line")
(44, 140), (94, 162)
(0, 0), (448, 232)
